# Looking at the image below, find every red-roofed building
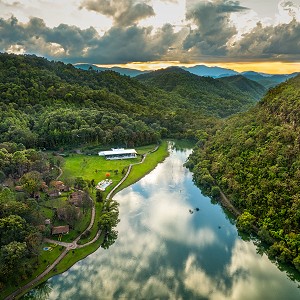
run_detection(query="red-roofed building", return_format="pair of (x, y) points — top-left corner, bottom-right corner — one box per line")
(51, 225), (69, 235)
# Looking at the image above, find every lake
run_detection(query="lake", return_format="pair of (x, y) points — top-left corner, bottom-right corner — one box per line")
(27, 142), (300, 299)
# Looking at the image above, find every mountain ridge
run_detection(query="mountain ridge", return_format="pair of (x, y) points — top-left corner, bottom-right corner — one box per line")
(136, 67), (261, 117)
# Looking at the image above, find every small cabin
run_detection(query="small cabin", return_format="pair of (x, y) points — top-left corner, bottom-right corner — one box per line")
(52, 225), (69, 235)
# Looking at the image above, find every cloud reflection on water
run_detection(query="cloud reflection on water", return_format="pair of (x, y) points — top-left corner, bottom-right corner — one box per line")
(46, 149), (300, 300)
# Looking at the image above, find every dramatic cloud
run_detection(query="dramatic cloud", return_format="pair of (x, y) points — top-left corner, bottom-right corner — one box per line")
(0, 15), (181, 64)
(0, 16), (99, 59)
(80, 0), (155, 27)
(230, 19), (300, 61)
(183, 0), (248, 57)
(1, 0), (300, 65)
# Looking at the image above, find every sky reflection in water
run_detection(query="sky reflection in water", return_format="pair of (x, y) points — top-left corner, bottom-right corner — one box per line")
(46, 146), (300, 300)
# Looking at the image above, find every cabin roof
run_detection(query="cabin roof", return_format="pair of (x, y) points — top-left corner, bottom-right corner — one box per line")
(98, 148), (137, 156)
(52, 225), (69, 235)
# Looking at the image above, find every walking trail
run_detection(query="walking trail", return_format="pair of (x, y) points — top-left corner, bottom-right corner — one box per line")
(6, 144), (160, 299)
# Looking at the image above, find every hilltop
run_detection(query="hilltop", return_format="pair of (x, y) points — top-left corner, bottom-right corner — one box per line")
(219, 75), (266, 100)
(136, 67), (260, 117)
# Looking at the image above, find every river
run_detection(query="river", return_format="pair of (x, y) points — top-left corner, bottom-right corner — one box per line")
(27, 142), (300, 299)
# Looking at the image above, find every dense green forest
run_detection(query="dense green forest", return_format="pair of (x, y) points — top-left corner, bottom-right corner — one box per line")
(5, 52), (299, 293)
(187, 75), (300, 271)
(0, 53), (260, 293)
(136, 67), (263, 117)
(0, 53), (226, 149)
(218, 75), (266, 101)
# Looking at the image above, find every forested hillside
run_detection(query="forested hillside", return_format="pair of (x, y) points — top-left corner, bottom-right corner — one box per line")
(0, 53), (220, 149)
(187, 75), (300, 271)
(219, 75), (266, 100)
(136, 67), (258, 117)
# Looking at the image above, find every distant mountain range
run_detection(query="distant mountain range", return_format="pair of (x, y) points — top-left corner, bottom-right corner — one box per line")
(75, 63), (299, 89)
(74, 63), (148, 77)
(241, 71), (299, 88)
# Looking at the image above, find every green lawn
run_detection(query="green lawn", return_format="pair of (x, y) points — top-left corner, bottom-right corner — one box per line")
(62, 154), (139, 183)
(113, 141), (169, 195)
(61, 144), (164, 197)
(3, 142), (170, 299)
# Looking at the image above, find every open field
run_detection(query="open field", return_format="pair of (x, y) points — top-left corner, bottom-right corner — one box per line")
(2, 142), (170, 299)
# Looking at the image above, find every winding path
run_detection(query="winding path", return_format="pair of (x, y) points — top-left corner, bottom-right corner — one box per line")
(106, 145), (159, 200)
(6, 144), (160, 299)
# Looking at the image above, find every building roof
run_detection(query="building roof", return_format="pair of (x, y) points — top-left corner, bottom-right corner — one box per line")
(52, 225), (69, 235)
(98, 148), (137, 156)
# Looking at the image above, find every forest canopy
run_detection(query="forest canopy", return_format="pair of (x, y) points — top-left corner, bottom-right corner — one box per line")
(187, 75), (300, 271)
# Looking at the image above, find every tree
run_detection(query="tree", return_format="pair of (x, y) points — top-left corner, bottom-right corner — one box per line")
(0, 241), (27, 279)
(57, 205), (80, 229)
(96, 190), (103, 202)
(74, 177), (87, 190)
(0, 215), (27, 245)
(237, 211), (256, 234)
(82, 190), (92, 214)
(101, 230), (118, 249)
(20, 171), (43, 197)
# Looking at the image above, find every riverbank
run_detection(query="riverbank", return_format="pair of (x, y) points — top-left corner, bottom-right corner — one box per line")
(3, 141), (169, 299)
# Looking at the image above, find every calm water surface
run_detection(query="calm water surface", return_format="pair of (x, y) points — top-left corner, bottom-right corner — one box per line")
(30, 144), (300, 299)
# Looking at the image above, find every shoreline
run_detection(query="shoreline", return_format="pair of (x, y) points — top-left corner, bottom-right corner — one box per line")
(4, 141), (169, 299)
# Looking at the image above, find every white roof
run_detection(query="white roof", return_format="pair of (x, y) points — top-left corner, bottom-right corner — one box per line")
(98, 148), (137, 156)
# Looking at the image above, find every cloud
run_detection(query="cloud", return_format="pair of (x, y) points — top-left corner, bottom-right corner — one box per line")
(280, 0), (300, 19)
(2, 1), (300, 64)
(0, 15), (181, 64)
(0, 16), (99, 58)
(0, 0), (20, 7)
(80, 0), (155, 27)
(183, 0), (249, 57)
(229, 18), (300, 61)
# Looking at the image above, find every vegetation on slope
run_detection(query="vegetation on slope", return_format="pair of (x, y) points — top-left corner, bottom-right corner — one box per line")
(0, 53), (219, 149)
(218, 75), (266, 100)
(136, 67), (258, 117)
(187, 75), (300, 271)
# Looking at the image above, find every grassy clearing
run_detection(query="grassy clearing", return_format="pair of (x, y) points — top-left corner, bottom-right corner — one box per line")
(4, 142), (170, 299)
(113, 141), (169, 195)
(61, 154), (139, 192)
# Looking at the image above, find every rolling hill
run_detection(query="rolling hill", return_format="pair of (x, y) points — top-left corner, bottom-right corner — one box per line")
(241, 71), (299, 88)
(218, 75), (267, 100)
(0, 53), (220, 148)
(136, 67), (259, 117)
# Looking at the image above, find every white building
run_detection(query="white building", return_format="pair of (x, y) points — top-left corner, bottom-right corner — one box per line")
(98, 148), (137, 160)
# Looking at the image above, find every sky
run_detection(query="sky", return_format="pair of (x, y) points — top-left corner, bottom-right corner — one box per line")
(1, 0), (300, 73)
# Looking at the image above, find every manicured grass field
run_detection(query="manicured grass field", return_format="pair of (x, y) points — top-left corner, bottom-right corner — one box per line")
(113, 141), (169, 194)
(61, 143), (165, 197)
